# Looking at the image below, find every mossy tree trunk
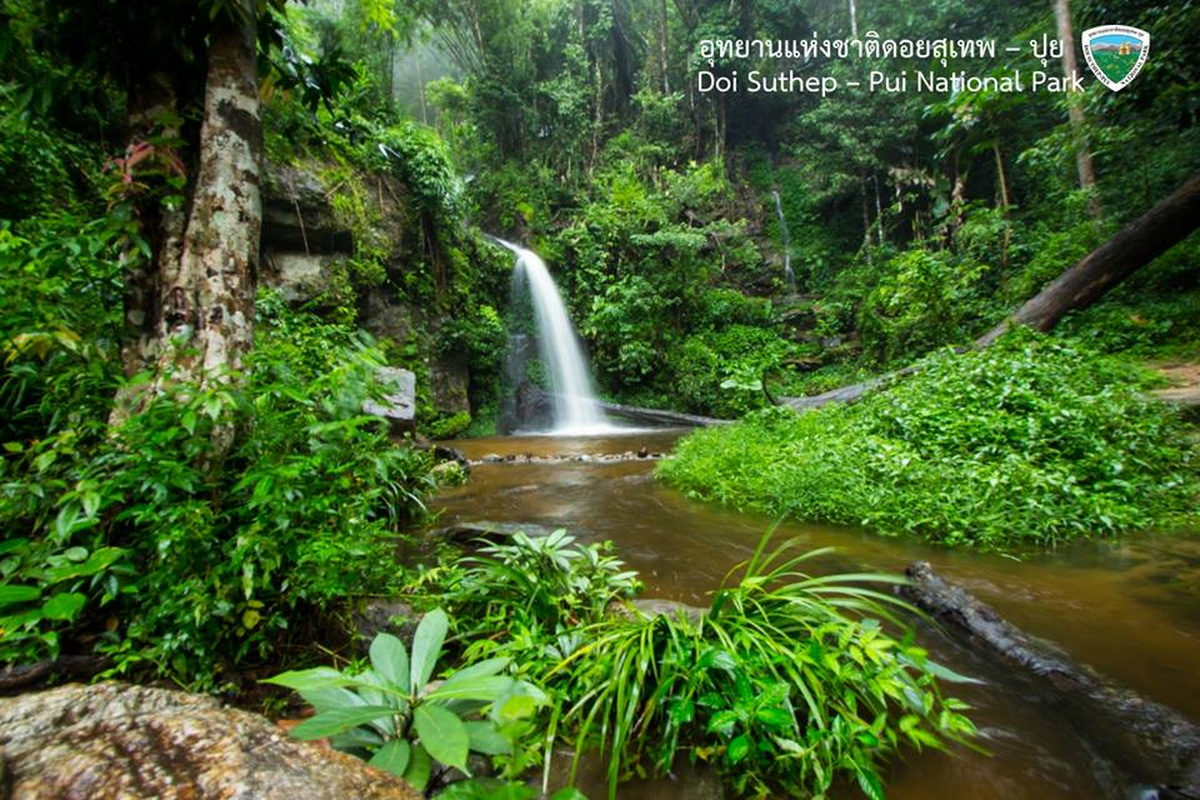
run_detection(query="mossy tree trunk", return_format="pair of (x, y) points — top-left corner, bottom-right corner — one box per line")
(115, 0), (261, 427)
(153, 3), (261, 388)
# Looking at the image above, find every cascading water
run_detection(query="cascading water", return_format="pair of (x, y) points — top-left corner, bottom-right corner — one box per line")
(771, 189), (797, 294)
(493, 238), (614, 435)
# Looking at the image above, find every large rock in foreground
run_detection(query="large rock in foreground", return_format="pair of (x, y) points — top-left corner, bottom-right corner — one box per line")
(0, 682), (422, 800)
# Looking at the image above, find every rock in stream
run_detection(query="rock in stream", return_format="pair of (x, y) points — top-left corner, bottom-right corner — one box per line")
(0, 681), (422, 800)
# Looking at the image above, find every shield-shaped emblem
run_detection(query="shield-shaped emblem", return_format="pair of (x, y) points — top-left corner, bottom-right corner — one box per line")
(1082, 25), (1150, 91)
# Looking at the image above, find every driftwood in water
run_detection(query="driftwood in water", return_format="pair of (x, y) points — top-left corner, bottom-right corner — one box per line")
(596, 398), (731, 428)
(978, 172), (1200, 346)
(902, 561), (1200, 799)
(514, 385), (730, 428)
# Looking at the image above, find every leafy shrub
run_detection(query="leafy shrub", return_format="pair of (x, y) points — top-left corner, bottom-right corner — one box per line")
(858, 249), (987, 364)
(672, 325), (797, 417)
(0, 213), (130, 444)
(418, 530), (976, 799)
(0, 329), (436, 687)
(267, 608), (548, 792)
(436, 530), (641, 639)
(660, 329), (1198, 548)
(557, 539), (974, 799)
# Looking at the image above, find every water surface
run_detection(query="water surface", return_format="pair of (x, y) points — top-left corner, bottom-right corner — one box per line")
(436, 431), (1200, 799)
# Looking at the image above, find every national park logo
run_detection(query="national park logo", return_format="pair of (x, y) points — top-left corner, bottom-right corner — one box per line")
(1082, 25), (1150, 91)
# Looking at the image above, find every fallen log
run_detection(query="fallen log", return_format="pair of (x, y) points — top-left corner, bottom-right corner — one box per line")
(513, 385), (731, 428)
(778, 173), (1200, 411)
(902, 561), (1200, 799)
(978, 172), (1200, 346)
(596, 398), (731, 428)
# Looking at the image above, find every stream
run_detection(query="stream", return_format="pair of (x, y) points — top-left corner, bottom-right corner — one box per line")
(434, 429), (1200, 799)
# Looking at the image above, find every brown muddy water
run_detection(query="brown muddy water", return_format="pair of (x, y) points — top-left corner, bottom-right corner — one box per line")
(434, 430), (1200, 800)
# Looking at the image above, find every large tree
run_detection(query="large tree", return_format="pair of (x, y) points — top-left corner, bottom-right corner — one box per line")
(119, 0), (262, 396)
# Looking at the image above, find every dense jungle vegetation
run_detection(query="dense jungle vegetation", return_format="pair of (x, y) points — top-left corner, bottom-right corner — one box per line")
(1, 0), (1198, 795)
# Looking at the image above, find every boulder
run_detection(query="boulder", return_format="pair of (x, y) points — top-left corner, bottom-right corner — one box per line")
(431, 357), (471, 416)
(0, 681), (422, 800)
(260, 252), (340, 304)
(428, 520), (564, 544)
(261, 162), (351, 254)
(363, 367), (416, 434)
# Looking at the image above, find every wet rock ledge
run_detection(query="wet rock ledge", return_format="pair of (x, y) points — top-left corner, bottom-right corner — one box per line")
(0, 681), (422, 800)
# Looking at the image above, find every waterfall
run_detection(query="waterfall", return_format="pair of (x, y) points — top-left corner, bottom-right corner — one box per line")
(771, 189), (797, 294)
(493, 238), (614, 435)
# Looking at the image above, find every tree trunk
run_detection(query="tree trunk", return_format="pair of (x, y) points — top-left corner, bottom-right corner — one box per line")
(658, 0), (671, 94)
(1053, 0), (1101, 218)
(154, 2), (261, 389)
(902, 561), (1200, 798)
(977, 172), (1200, 346)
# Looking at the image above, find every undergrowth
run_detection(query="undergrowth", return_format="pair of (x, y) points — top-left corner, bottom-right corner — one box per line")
(402, 529), (977, 799)
(658, 329), (1199, 548)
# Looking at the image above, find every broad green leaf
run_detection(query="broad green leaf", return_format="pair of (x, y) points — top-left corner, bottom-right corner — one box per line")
(727, 733), (752, 764)
(754, 706), (794, 729)
(668, 698), (695, 724)
(707, 709), (740, 737)
(440, 657), (508, 682)
(288, 705), (395, 740)
(856, 766), (885, 800)
(299, 686), (367, 715)
(550, 790), (589, 800)
(402, 742), (432, 791)
(368, 739), (411, 778)
(263, 667), (359, 692)
(330, 727), (385, 750)
(42, 547), (126, 583)
(369, 632), (409, 689)
(464, 720), (512, 755)
(0, 539), (29, 556)
(425, 674), (512, 702)
(0, 584), (41, 608)
(41, 592), (86, 621)
(495, 693), (537, 724)
(413, 703), (469, 772)
(410, 608), (448, 693)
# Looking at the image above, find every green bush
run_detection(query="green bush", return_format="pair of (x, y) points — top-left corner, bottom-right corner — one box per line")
(659, 330), (1198, 548)
(858, 249), (987, 365)
(671, 325), (798, 417)
(0, 330), (436, 688)
(267, 608), (548, 792)
(413, 530), (976, 799)
(0, 213), (130, 444)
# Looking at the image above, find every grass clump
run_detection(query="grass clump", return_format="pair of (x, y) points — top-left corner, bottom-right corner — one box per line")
(659, 329), (1198, 548)
(408, 530), (976, 799)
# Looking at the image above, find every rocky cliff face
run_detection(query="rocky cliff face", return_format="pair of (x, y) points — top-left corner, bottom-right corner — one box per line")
(0, 682), (422, 800)
(260, 160), (472, 421)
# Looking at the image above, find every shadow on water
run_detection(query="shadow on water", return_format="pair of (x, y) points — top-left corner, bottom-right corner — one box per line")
(435, 431), (1200, 800)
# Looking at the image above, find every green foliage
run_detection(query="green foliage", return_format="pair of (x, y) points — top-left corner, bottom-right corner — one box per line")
(673, 325), (798, 417)
(266, 608), (548, 791)
(555, 537), (975, 799)
(660, 330), (1198, 548)
(858, 249), (988, 364)
(418, 530), (975, 799)
(0, 212), (130, 444)
(0, 322), (437, 687)
(418, 530), (641, 641)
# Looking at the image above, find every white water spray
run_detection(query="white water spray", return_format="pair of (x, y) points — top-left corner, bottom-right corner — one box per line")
(494, 238), (615, 435)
